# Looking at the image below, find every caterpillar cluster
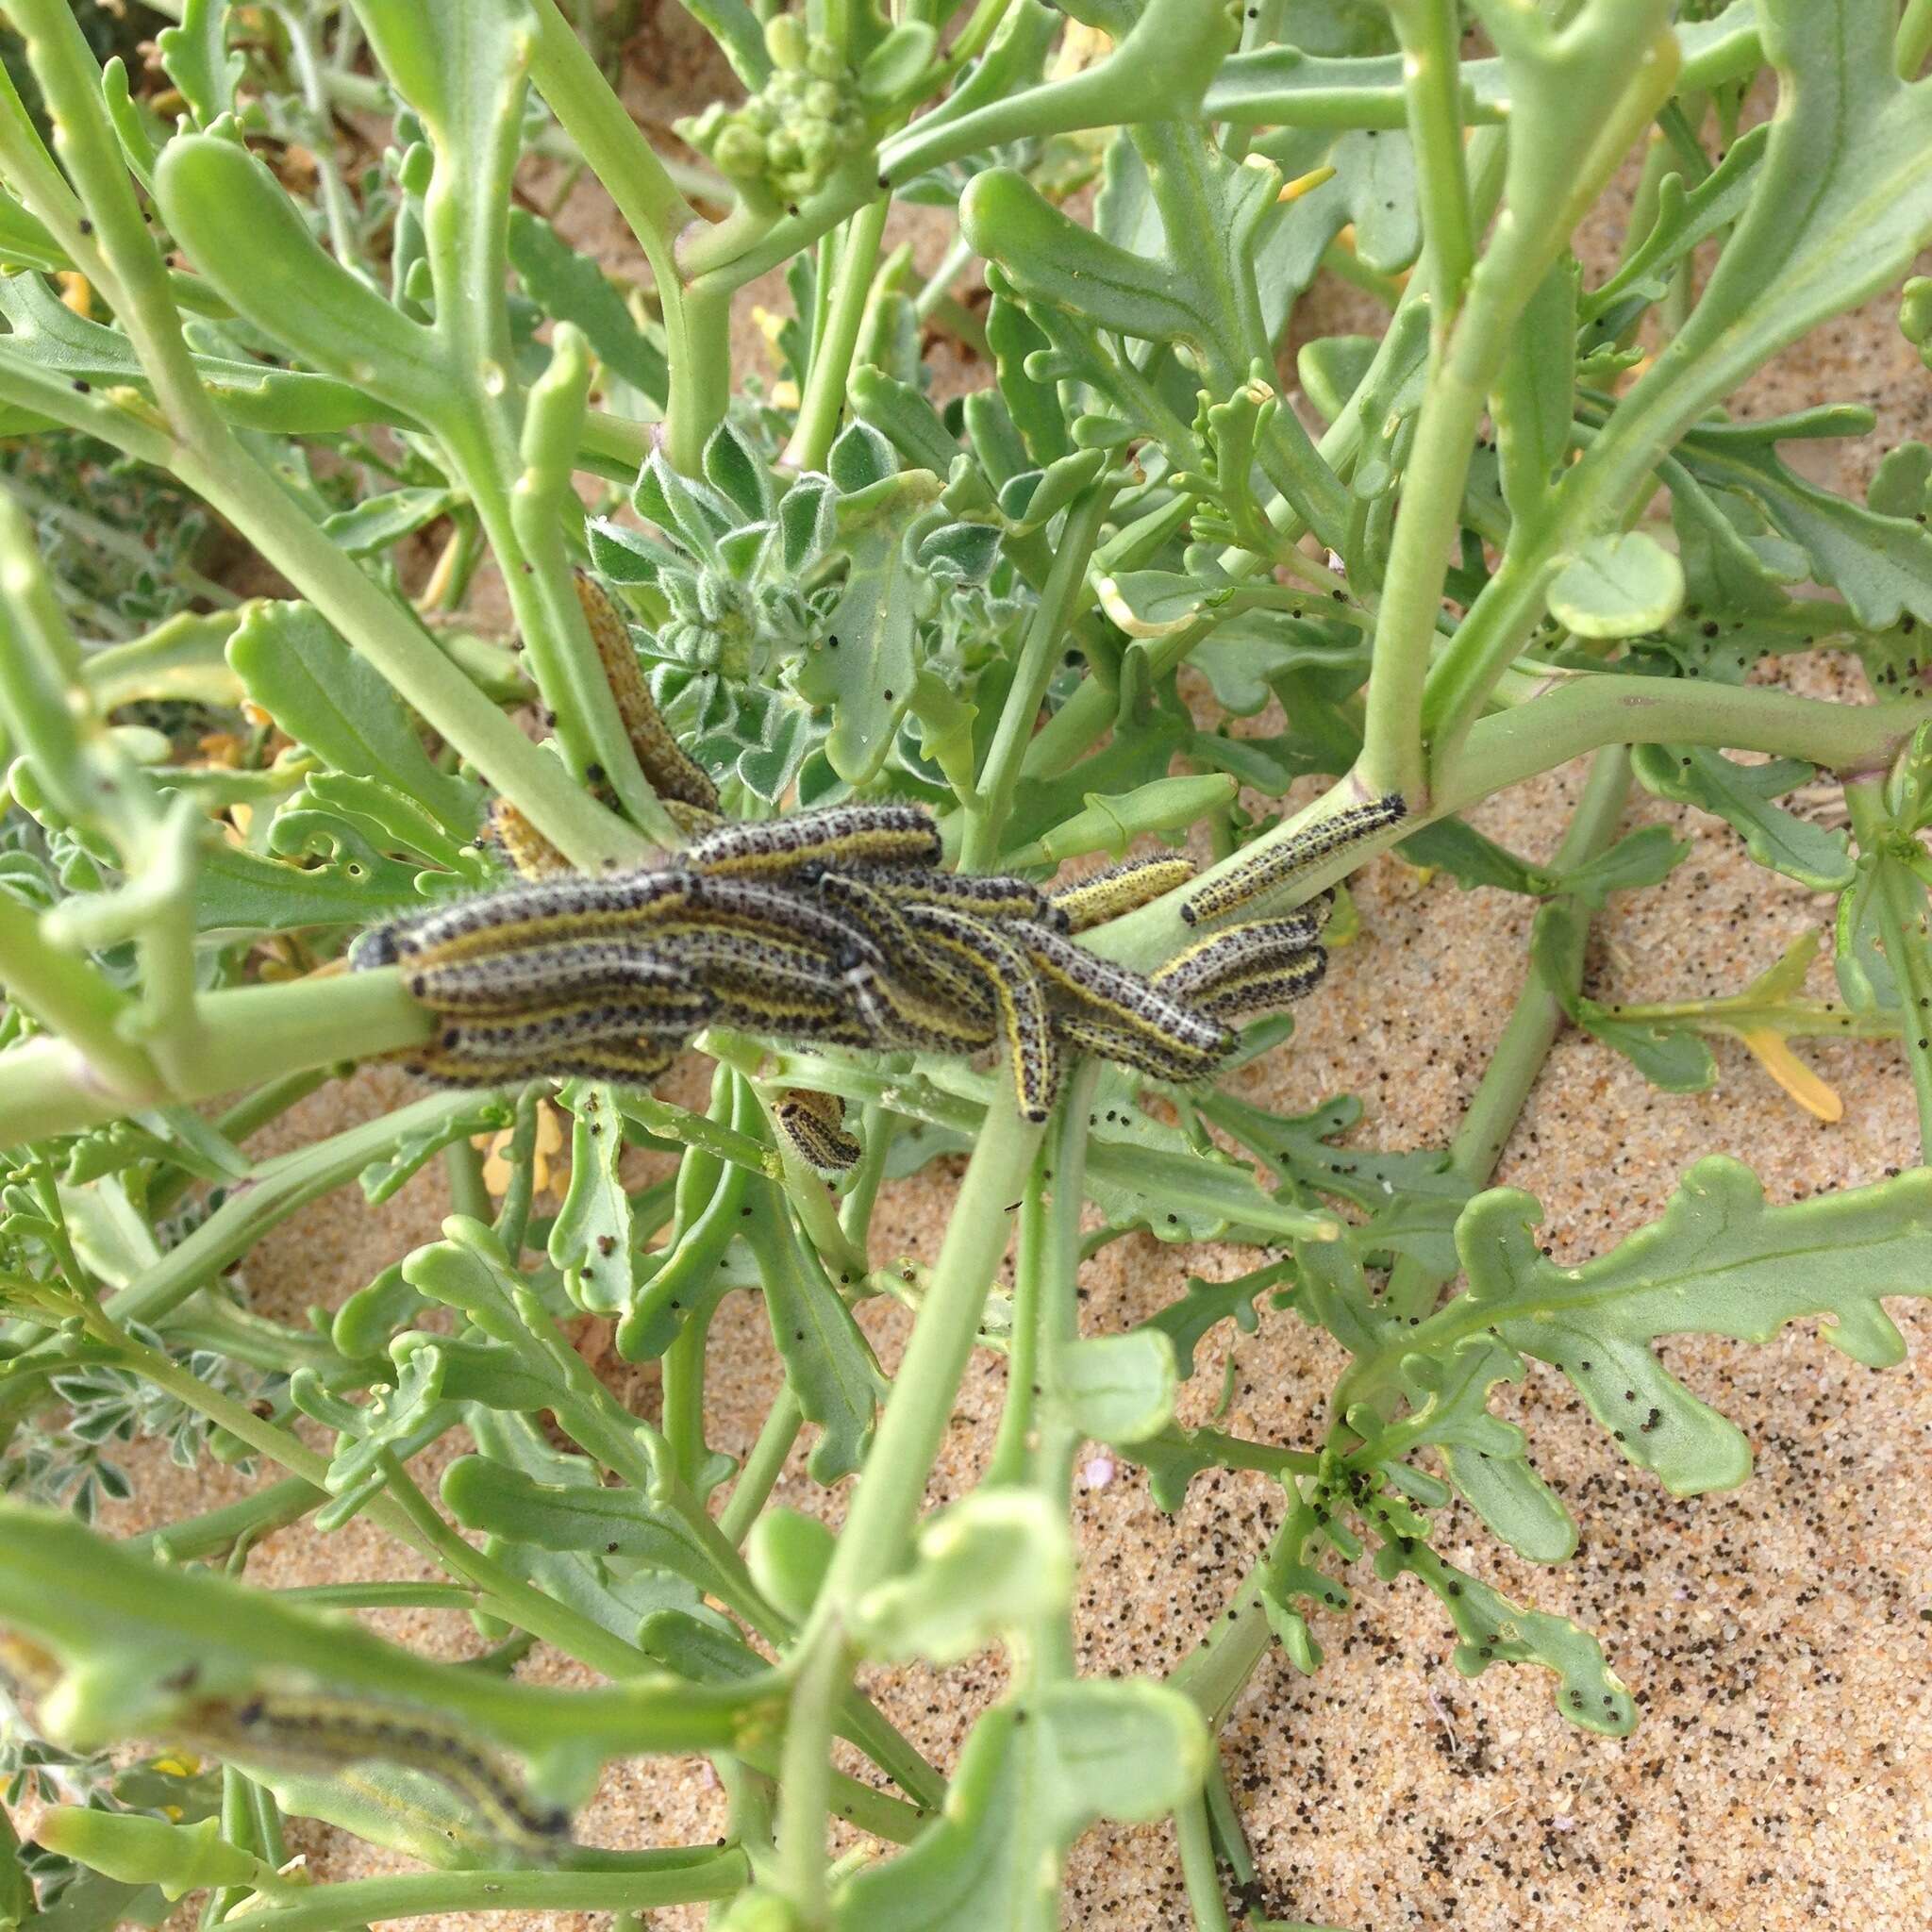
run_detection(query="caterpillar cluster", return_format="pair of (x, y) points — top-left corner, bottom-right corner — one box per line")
(358, 573), (1402, 1164)
(358, 800), (1401, 1165)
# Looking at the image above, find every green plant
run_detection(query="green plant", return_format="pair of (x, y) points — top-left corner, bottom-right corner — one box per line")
(0, 0), (1929, 1925)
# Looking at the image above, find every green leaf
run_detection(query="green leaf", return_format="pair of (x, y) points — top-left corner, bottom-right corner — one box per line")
(791, 476), (941, 784)
(35, 1808), (279, 1904)
(1679, 423), (1932, 631)
(742, 1190), (886, 1485)
(831, 1681), (1208, 1932)
(508, 208), (668, 405)
(1047, 1331), (1176, 1447)
(858, 22), (939, 105)
(1374, 1538), (1635, 1735)
(0, 273), (391, 434)
(1352, 1336), (1578, 1564)
(1641, 0), (1932, 441)
(1442, 1158), (1932, 1495)
(849, 1490), (1073, 1664)
(1495, 257), (1577, 524)
(155, 138), (443, 411)
(227, 602), (480, 839)
(1630, 743), (1852, 891)
(745, 1507), (835, 1625)
(1140, 1263), (1283, 1382)
(321, 487), (464, 558)
(547, 1085), (634, 1315)
(155, 0), (242, 131)
(1548, 532), (1685, 638)
(359, 1096), (508, 1205)
(441, 1454), (733, 1600)
(1553, 824), (1688, 908)
(1396, 816), (1552, 895)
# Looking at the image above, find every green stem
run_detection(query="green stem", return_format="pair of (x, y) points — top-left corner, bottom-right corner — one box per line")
(196, 1855), (751, 1932)
(1384, 748), (1632, 1326)
(814, 1092), (1042, 1614)
(1388, 0), (1474, 323)
(1847, 781), (1932, 1161)
(782, 197), (891, 472)
(1174, 1789), (1234, 1932)
(0, 894), (156, 1099)
(960, 487), (1115, 871)
(1091, 676), (1932, 974)
(0, 968), (428, 1150)
(774, 1624), (849, 1926)
(720, 1386), (805, 1545)
(133, 1477), (323, 1564)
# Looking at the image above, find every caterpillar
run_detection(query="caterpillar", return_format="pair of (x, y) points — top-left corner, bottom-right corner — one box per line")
(856, 868), (1066, 928)
(902, 903), (1059, 1123)
(420, 996), (700, 1063)
(681, 803), (941, 880)
(403, 941), (706, 1016)
(1151, 908), (1331, 1000)
(774, 1088), (862, 1174)
(572, 570), (721, 817)
(1053, 1009), (1229, 1084)
(1180, 795), (1405, 925)
(1012, 921), (1235, 1070)
(362, 868), (701, 971)
(1048, 857), (1197, 933)
(185, 1692), (569, 1854)
(1193, 952), (1330, 1021)
(847, 959), (999, 1057)
(814, 871), (994, 1021)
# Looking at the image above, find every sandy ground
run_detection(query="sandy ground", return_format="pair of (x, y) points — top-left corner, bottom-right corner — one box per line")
(59, 12), (1932, 1931)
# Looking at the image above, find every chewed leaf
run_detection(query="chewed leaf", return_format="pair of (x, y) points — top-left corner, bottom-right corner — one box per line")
(831, 1680), (1207, 1932)
(1374, 1539), (1635, 1736)
(1456, 1158), (1932, 1493)
(547, 1085), (635, 1316)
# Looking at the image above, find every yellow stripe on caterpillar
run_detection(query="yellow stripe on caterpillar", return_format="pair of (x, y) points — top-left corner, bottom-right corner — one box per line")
(901, 904), (1059, 1123)
(185, 1693), (569, 1853)
(681, 803), (941, 879)
(1181, 795), (1405, 925)
(774, 1089), (861, 1174)
(1048, 857), (1196, 933)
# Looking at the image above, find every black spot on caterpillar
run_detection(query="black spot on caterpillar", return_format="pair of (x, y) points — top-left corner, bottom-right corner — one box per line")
(774, 1089), (861, 1174)
(1048, 857), (1196, 933)
(1180, 795), (1405, 924)
(681, 803), (941, 879)
(1151, 907), (1331, 1001)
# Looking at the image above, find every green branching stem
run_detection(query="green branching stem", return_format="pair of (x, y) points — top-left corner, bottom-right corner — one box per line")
(1175, 1787), (1236, 1932)
(1092, 675), (1932, 973)
(1358, 5), (1679, 804)
(960, 487), (1116, 871)
(782, 197), (891, 473)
